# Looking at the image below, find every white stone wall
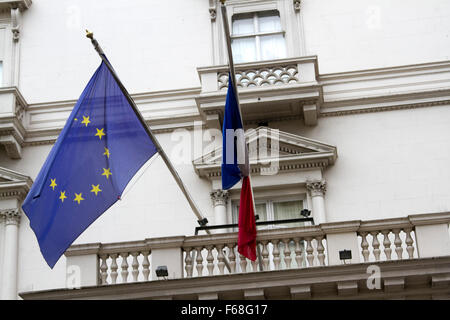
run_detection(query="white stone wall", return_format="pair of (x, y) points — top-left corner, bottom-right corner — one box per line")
(0, 0), (448, 295)
(303, 0), (450, 72)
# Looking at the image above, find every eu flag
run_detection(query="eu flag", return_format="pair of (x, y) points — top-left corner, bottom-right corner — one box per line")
(22, 60), (158, 268)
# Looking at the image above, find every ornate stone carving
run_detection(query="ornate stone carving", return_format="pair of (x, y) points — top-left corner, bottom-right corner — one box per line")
(210, 189), (229, 207)
(209, 8), (216, 20)
(218, 64), (299, 90)
(1, 209), (21, 225)
(11, 7), (20, 41)
(209, 0), (217, 21)
(306, 180), (327, 197)
(293, 0), (301, 12)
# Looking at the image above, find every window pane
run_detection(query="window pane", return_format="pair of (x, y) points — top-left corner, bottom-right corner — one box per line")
(258, 10), (282, 33)
(273, 200), (303, 228)
(255, 203), (268, 221)
(232, 13), (254, 35)
(232, 37), (257, 63)
(260, 34), (286, 61)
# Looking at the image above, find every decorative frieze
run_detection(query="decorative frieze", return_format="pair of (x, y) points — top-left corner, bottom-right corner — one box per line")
(306, 180), (327, 197)
(218, 65), (299, 90)
(210, 189), (229, 207)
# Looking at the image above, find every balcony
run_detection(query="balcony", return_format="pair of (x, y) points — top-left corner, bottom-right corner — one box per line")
(20, 212), (450, 300)
(195, 56), (321, 130)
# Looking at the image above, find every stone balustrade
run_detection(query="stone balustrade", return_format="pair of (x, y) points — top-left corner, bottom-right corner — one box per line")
(197, 56), (318, 93)
(64, 212), (450, 288)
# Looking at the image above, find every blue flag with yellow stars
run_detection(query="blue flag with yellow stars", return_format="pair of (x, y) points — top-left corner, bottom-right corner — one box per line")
(22, 60), (158, 268)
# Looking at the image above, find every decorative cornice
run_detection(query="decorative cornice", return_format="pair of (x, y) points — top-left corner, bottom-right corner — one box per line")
(0, 166), (33, 200)
(210, 189), (229, 207)
(320, 98), (450, 118)
(0, 0), (32, 10)
(306, 180), (327, 197)
(193, 127), (337, 180)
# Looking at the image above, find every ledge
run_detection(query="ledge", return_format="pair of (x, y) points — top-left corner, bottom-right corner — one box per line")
(19, 256), (450, 300)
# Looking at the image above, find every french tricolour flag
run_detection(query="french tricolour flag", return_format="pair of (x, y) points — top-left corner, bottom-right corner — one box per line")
(221, 74), (257, 261)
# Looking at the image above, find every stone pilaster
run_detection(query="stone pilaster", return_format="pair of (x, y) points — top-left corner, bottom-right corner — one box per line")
(210, 189), (229, 228)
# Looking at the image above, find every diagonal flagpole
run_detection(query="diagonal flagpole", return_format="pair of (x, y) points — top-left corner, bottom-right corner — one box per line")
(85, 30), (210, 234)
(219, 1), (264, 271)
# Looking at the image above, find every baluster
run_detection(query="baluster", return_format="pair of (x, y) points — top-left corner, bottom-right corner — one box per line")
(110, 254), (118, 284)
(294, 238), (304, 268)
(405, 228), (415, 259)
(393, 229), (403, 260)
(239, 254), (248, 273)
(216, 245), (225, 275)
(195, 247), (204, 276)
(305, 238), (314, 267)
(99, 254), (108, 285)
(206, 246), (215, 276)
(131, 252), (139, 282)
(261, 241), (269, 271)
(142, 251), (150, 281)
(227, 243), (237, 274)
(360, 232), (370, 262)
(251, 256), (258, 272)
(272, 240), (281, 270)
(382, 230), (392, 260)
(184, 248), (193, 278)
(120, 252), (129, 283)
(282, 239), (292, 269)
(371, 231), (381, 261)
(316, 236), (325, 266)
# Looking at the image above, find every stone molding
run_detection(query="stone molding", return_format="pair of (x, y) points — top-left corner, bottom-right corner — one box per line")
(193, 127), (337, 180)
(19, 256), (450, 300)
(2, 59), (450, 149)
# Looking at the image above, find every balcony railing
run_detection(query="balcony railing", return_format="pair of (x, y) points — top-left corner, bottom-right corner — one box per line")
(195, 56), (322, 127)
(65, 212), (450, 288)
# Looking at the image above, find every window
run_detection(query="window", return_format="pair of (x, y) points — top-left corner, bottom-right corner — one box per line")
(231, 10), (287, 63)
(233, 199), (305, 229)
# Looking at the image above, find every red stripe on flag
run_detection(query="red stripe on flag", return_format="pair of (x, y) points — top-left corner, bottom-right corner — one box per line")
(238, 176), (257, 261)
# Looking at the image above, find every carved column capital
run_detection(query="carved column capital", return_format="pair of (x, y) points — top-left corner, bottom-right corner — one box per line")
(209, 7), (217, 20)
(1, 209), (21, 226)
(210, 189), (229, 207)
(306, 180), (327, 197)
(293, 0), (301, 12)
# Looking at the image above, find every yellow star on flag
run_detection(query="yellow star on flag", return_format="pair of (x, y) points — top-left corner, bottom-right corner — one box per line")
(103, 147), (110, 158)
(59, 191), (67, 202)
(81, 116), (91, 127)
(102, 168), (112, 179)
(50, 179), (57, 190)
(90, 184), (102, 196)
(73, 193), (84, 205)
(95, 128), (106, 140)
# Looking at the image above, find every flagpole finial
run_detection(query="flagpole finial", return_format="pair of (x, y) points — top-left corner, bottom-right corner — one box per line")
(85, 29), (94, 39)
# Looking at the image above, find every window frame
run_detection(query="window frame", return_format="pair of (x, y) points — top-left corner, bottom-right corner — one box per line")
(210, 0), (304, 65)
(231, 194), (308, 231)
(231, 10), (286, 62)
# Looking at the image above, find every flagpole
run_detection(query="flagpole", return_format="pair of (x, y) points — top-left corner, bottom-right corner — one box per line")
(219, 1), (264, 271)
(85, 30), (210, 234)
